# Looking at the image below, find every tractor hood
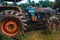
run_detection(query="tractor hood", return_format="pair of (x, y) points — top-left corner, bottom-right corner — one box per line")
(36, 7), (56, 14)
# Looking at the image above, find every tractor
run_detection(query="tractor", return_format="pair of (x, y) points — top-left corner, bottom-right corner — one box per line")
(24, 6), (58, 32)
(0, 0), (58, 38)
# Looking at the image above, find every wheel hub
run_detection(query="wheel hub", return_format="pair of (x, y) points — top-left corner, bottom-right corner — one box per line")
(8, 24), (15, 30)
(1, 19), (20, 37)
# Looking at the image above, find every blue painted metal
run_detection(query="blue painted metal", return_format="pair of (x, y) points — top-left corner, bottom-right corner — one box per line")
(26, 6), (36, 17)
(26, 6), (44, 20)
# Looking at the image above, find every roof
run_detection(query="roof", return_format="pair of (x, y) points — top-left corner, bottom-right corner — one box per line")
(4, 0), (22, 2)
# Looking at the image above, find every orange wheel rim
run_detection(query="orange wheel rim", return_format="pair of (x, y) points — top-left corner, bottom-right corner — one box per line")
(1, 20), (20, 37)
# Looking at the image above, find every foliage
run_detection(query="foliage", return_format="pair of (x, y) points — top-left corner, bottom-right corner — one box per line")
(54, 0), (60, 8)
(49, 2), (55, 8)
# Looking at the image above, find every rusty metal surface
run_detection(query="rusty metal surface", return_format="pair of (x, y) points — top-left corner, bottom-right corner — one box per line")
(0, 6), (22, 14)
(1, 20), (20, 37)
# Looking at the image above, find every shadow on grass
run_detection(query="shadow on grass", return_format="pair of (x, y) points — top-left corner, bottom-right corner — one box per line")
(26, 27), (51, 35)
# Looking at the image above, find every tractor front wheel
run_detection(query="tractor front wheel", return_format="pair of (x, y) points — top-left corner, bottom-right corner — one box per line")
(48, 21), (58, 33)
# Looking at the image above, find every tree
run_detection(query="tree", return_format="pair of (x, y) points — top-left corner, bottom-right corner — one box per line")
(54, 0), (60, 8)
(49, 1), (55, 8)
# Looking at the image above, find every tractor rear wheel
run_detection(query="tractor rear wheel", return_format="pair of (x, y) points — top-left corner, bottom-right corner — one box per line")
(1, 10), (27, 37)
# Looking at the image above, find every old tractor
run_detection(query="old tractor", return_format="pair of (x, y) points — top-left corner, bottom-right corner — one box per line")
(25, 6), (58, 32)
(0, 0), (58, 38)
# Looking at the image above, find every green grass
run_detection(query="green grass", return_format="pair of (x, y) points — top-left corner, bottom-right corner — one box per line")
(17, 27), (60, 40)
(2, 27), (60, 40)
(55, 15), (60, 19)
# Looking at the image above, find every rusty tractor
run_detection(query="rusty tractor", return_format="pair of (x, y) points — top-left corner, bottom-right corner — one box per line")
(0, 0), (58, 38)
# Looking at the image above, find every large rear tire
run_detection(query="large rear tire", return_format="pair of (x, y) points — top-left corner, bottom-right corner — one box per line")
(0, 10), (27, 37)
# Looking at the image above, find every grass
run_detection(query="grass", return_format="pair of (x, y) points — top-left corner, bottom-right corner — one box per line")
(55, 15), (60, 18)
(17, 27), (60, 40)
(1, 26), (60, 40)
